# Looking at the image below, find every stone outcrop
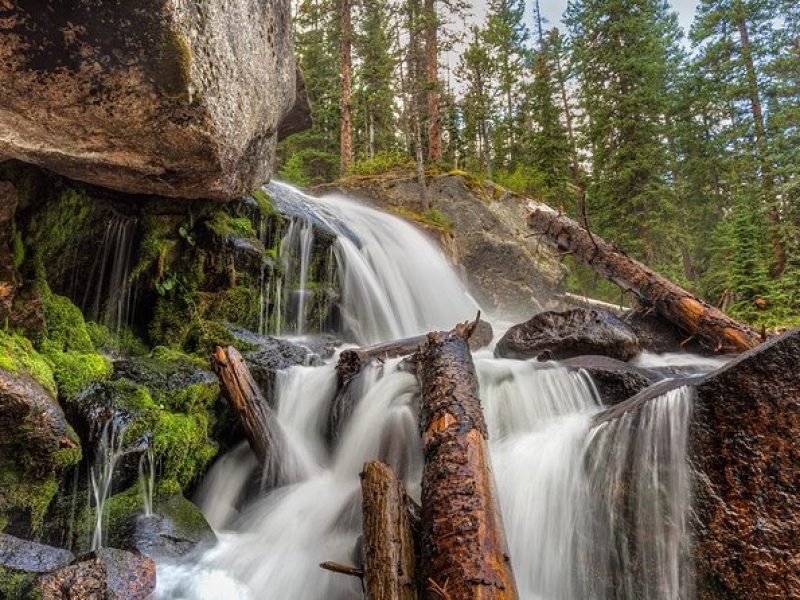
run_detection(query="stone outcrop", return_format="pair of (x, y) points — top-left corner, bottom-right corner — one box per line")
(36, 548), (156, 600)
(315, 171), (566, 316)
(593, 328), (800, 599)
(495, 308), (641, 362)
(0, 533), (73, 575)
(0, 0), (308, 200)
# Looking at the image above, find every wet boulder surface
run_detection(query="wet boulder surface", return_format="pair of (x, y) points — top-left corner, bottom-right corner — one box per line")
(593, 328), (800, 599)
(35, 548), (156, 600)
(495, 308), (641, 362)
(561, 355), (661, 406)
(0, 0), (306, 200)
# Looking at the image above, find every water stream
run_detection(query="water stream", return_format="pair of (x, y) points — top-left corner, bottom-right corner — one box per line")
(154, 183), (711, 599)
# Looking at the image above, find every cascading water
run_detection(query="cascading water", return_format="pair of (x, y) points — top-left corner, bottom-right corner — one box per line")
(155, 182), (708, 599)
(90, 417), (128, 550)
(139, 444), (155, 517)
(80, 214), (139, 332)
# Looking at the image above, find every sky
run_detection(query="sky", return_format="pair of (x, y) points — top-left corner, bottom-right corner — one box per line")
(538, 0), (700, 34)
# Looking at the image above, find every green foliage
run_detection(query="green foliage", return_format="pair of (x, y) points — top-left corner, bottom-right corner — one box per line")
(349, 152), (414, 176)
(43, 348), (111, 401)
(0, 465), (58, 535)
(278, 145), (340, 188)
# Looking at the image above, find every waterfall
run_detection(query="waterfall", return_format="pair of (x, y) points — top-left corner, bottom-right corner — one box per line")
(90, 417), (128, 550)
(155, 183), (705, 600)
(81, 214), (138, 332)
(139, 445), (155, 517)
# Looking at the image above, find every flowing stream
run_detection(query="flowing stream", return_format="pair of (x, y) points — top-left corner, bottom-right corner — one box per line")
(155, 183), (714, 599)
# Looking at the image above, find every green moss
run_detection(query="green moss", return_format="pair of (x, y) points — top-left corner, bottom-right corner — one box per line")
(43, 346), (112, 401)
(251, 189), (274, 215)
(153, 28), (192, 101)
(25, 186), (96, 268)
(53, 426), (83, 469)
(40, 284), (94, 353)
(206, 211), (256, 239)
(386, 205), (453, 232)
(0, 465), (58, 535)
(199, 286), (260, 329)
(152, 411), (216, 488)
(0, 566), (36, 598)
(0, 329), (57, 395)
(11, 229), (24, 269)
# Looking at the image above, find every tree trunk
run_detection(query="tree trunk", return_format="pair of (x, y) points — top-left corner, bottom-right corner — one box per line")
(527, 202), (762, 353)
(211, 346), (284, 474)
(424, 0), (441, 162)
(416, 321), (518, 600)
(361, 461), (419, 600)
(340, 0), (353, 175)
(734, 2), (784, 272)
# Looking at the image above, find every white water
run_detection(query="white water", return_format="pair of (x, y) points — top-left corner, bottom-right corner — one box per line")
(155, 182), (701, 599)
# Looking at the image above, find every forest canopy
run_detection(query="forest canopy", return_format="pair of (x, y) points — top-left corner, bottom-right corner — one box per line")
(278, 0), (800, 328)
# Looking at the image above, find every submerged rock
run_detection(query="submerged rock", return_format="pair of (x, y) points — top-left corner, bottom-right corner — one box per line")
(495, 308), (640, 362)
(561, 355), (661, 406)
(0, 0), (307, 199)
(35, 548), (156, 600)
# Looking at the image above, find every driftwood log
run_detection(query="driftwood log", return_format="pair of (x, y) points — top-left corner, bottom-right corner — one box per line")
(337, 334), (430, 387)
(361, 460), (418, 600)
(527, 201), (761, 352)
(416, 320), (518, 600)
(211, 345), (282, 468)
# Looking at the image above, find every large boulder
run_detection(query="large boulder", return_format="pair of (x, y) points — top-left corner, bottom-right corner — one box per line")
(0, 534), (74, 598)
(593, 328), (800, 599)
(0, 0), (307, 200)
(35, 548), (156, 600)
(495, 308), (641, 362)
(315, 171), (566, 316)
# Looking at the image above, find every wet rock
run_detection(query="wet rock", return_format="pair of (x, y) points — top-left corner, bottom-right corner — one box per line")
(622, 310), (706, 355)
(278, 67), (313, 141)
(0, 181), (19, 321)
(561, 355), (661, 406)
(0, 368), (72, 474)
(0, 533), (73, 574)
(468, 319), (494, 351)
(593, 328), (800, 599)
(495, 308), (641, 362)
(108, 493), (216, 561)
(0, 1), (306, 200)
(36, 548), (156, 600)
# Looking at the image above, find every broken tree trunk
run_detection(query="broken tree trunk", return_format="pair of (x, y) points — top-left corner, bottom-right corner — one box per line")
(211, 345), (282, 469)
(361, 460), (418, 600)
(527, 202), (761, 353)
(415, 320), (518, 600)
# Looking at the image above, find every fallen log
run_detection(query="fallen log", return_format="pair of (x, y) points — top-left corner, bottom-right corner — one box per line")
(336, 314), (492, 387)
(211, 346), (291, 487)
(527, 201), (761, 352)
(416, 319), (518, 600)
(361, 460), (418, 600)
(320, 561), (364, 579)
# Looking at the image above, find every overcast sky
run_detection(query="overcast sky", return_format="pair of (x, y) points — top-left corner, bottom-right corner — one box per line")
(537, 0), (700, 33)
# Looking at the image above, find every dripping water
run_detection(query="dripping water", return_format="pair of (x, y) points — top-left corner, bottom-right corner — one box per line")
(139, 444), (155, 517)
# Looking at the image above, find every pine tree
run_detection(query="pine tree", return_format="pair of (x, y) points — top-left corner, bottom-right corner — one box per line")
(565, 0), (683, 268)
(457, 26), (496, 174)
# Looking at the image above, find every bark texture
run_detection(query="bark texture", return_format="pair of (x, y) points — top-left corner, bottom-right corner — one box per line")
(361, 460), (418, 600)
(527, 201), (761, 353)
(416, 322), (518, 600)
(211, 345), (280, 468)
(339, 0), (353, 174)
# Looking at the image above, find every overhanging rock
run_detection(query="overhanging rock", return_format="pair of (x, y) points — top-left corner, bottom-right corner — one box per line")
(0, 1), (309, 200)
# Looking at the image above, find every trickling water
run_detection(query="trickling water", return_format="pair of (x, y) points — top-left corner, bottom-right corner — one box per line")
(81, 215), (138, 332)
(90, 417), (128, 550)
(139, 445), (155, 517)
(155, 182), (706, 599)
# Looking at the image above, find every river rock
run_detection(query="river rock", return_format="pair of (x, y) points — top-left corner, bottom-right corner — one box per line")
(35, 548), (156, 600)
(0, 0), (307, 200)
(622, 310), (707, 355)
(0, 533), (73, 574)
(495, 308), (641, 362)
(561, 355), (661, 406)
(593, 328), (800, 598)
(108, 494), (216, 561)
